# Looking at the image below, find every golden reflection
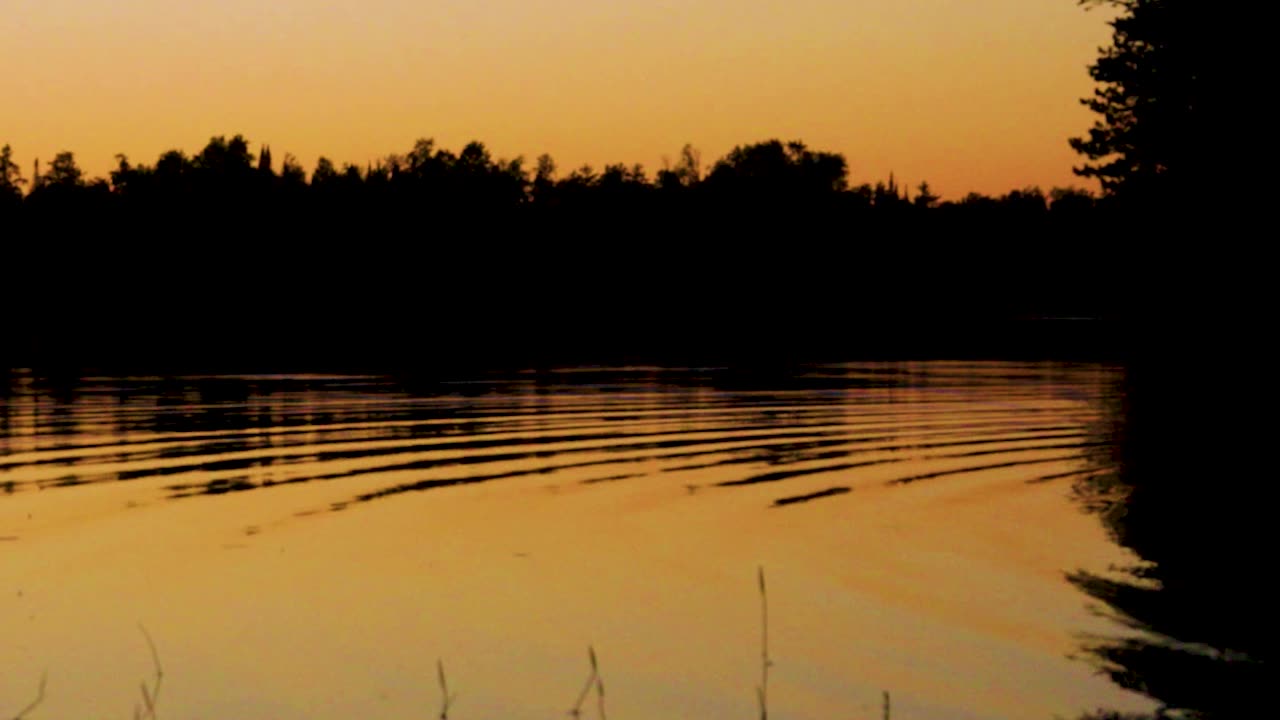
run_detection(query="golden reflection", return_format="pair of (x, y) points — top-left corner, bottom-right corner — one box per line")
(0, 364), (1154, 719)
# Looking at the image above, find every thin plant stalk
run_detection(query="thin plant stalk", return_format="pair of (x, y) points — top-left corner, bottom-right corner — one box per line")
(595, 674), (606, 720)
(437, 659), (457, 719)
(10, 672), (46, 720)
(137, 624), (163, 720)
(883, 690), (891, 720)
(569, 646), (599, 719)
(757, 566), (771, 720)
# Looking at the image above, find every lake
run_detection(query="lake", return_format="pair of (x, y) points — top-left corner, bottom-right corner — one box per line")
(1, 363), (1156, 720)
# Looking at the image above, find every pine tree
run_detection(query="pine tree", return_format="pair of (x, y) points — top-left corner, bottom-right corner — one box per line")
(1070, 1), (1209, 209)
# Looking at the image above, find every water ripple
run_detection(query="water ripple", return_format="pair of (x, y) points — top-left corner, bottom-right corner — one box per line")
(0, 363), (1122, 516)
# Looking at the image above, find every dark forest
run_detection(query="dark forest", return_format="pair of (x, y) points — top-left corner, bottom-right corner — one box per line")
(1, 134), (1144, 371)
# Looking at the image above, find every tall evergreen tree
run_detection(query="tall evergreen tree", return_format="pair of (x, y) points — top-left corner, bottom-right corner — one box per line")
(1070, 1), (1208, 209)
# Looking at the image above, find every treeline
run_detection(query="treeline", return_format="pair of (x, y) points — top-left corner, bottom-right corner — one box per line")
(1, 135), (1106, 230)
(0, 135), (1141, 370)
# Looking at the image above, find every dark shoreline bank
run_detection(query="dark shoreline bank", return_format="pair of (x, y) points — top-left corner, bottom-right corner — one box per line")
(5, 314), (1132, 376)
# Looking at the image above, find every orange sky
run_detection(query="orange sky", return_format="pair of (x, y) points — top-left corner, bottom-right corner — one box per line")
(3, 0), (1114, 199)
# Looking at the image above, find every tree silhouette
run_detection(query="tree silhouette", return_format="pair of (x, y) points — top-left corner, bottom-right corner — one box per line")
(41, 151), (84, 187)
(872, 173), (908, 209)
(705, 139), (848, 212)
(24, 151), (99, 214)
(195, 135), (253, 172)
(257, 145), (274, 176)
(1070, 0), (1206, 209)
(533, 153), (557, 190)
(1001, 186), (1048, 216)
(656, 143), (702, 191)
(280, 153), (306, 186)
(311, 156), (338, 187)
(913, 181), (939, 209)
(154, 149), (191, 183)
(0, 144), (23, 212)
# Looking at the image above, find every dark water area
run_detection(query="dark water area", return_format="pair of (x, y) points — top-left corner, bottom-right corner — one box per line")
(1066, 350), (1272, 720)
(5, 305), (1128, 376)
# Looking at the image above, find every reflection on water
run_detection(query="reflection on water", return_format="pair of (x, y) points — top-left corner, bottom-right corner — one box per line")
(1, 365), (1117, 512)
(0, 363), (1152, 720)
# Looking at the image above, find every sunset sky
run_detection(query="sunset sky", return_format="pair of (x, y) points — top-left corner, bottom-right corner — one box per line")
(4, 0), (1114, 199)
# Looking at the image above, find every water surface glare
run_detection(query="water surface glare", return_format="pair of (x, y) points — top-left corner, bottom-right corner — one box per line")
(0, 363), (1154, 719)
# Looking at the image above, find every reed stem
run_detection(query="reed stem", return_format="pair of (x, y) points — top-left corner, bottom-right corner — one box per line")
(10, 672), (46, 720)
(137, 624), (163, 720)
(569, 645), (600, 718)
(437, 659), (457, 719)
(757, 566), (770, 720)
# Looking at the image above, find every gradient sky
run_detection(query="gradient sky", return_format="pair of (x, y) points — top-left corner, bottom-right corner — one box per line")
(3, 0), (1115, 199)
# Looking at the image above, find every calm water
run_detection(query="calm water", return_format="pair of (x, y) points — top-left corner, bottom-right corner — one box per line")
(1, 364), (1153, 719)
